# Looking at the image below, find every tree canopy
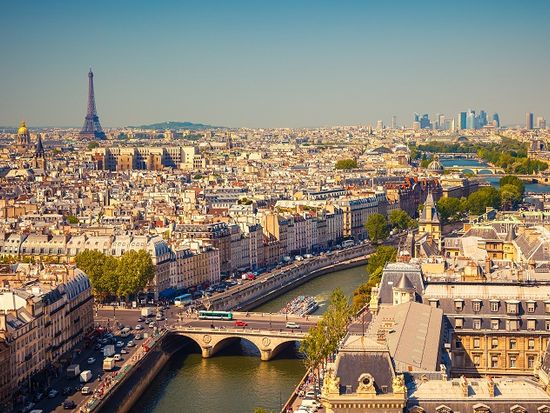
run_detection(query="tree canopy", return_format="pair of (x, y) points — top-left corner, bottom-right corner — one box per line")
(364, 213), (389, 242)
(436, 197), (466, 224)
(466, 186), (501, 215)
(389, 209), (415, 230)
(335, 159), (358, 170)
(75, 250), (155, 300)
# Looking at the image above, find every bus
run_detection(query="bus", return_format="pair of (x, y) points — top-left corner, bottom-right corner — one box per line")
(198, 310), (233, 320)
(174, 293), (193, 307)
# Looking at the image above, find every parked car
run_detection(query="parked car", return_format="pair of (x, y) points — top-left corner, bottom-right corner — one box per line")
(62, 387), (73, 396)
(63, 400), (76, 410)
(113, 354), (122, 361)
(81, 386), (92, 395)
(134, 333), (142, 340)
(87, 357), (95, 364)
(148, 322), (155, 328)
(120, 348), (128, 354)
(48, 389), (59, 398)
(116, 341), (124, 348)
(137, 316), (145, 322)
(135, 324), (143, 330)
(235, 320), (247, 327)
(127, 340), (135, 347)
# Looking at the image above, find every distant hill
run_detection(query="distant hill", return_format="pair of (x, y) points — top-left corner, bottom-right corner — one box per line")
(130, 121), (220, 130)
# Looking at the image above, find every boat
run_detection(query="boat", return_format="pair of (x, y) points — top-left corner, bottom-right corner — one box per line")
(279, 295), (319, 316)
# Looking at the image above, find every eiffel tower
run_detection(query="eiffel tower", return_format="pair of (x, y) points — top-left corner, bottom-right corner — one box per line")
(80, 68), (106, 140)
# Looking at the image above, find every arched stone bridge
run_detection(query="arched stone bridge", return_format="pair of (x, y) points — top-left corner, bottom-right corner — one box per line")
(444, 165), (505, 175)
(167, 312), (319, 361)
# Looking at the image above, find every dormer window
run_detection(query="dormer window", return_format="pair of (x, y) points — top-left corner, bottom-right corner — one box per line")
(506, 301), (519, 314)
(490, 300), (499, 312)
(472, 300), (481, 312)
(527, 301), (536, 313)
(454, 299), (464, 312)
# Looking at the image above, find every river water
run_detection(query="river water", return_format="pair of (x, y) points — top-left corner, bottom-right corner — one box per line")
(132, 265), (368, 413)
(441, 158), (550, 193)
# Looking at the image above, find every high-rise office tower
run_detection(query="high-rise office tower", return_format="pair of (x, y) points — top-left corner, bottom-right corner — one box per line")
(479, 110), (488, 128)
(458, 112), (467, 130)
(537, 117), (547, 129)
(391, 115), (397, 129)
(466, 111), (476, 129)
(526, 112), (534, 129)
(492, 113), (500, 128)
(376, 120), (384, 131)
(420, 114), (431, 129)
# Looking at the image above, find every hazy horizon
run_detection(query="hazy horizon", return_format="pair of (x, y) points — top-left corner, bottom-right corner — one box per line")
(2, 0), (549, 128)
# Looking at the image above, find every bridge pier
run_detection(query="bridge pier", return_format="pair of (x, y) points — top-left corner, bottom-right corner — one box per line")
(260, 349), (273, 361)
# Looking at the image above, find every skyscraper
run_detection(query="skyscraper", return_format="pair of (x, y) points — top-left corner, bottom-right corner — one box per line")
(526, 112), (534, 130)
(391, 115), (397, 129)
(466, 111), (476, 130)
(80, 68), (106, 140)
(492, 113), (500, 128)
(458, 112), (467, 130)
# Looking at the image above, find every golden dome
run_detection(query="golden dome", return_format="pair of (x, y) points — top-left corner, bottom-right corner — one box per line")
(18, 121), (28, 135)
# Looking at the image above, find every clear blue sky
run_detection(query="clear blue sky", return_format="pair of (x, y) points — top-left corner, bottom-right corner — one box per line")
(1, 0), (549, 128)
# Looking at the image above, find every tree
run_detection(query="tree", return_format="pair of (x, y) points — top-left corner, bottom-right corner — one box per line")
(466, 186), (501, 215)
(353, 246), (397, 311)
(499, 184), (522, 210)
(323, 288), (352, 354)
(116, 250), (155, 299)
(364, 213), (389, 242)
(87, 141), (99, 150)
(436, 197), (463, 224)
(335, 159), (358, 170)
(389, 209), (415, 230)
(75, 250), (108, 295)
(66, 215), (79, 225)
(500, 175), (525, 195)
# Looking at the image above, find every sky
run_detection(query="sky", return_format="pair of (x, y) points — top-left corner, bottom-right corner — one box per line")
(1, 0), (549, 128)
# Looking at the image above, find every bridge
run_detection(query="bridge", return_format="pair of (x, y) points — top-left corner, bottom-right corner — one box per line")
(444, 165), (505, 175)
(168, 312), (320, 361)
(434, 152), (478, 159)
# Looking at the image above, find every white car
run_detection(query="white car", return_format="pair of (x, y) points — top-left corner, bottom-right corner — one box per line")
(81, 386), (92, 395)
(87, 357), (95, 365)
(113, 354), (122, 361)
(286, 322), (301, 329)
(135, 324), (143, 330)
(116, 341), (124, 347)
(126, 340), (135, 347)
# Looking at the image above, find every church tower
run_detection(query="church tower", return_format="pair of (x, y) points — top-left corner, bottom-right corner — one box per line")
(16, 120), (32, 153)
(418, 191), (441, 241)
(33, 134), (47, 171)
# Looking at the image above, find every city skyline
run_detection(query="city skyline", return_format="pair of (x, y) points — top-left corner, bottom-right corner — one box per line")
(1, 0), (549, 128)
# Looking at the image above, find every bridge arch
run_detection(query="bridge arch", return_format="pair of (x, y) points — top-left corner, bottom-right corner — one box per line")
(477, 169), (493, 175)
(211, 335), (261, 357)
(461, 168), (475, 175)
(270, 339), (302, 360)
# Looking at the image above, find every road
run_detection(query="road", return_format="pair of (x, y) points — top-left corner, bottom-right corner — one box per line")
(31, 308), (161, 413)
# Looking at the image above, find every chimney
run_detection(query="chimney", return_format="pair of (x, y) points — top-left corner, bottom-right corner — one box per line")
(486, 376), (495, 397)
(460, 375), (468, 397)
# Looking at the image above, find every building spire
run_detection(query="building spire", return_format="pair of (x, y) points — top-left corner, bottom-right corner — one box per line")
(80, 68), (106, 140)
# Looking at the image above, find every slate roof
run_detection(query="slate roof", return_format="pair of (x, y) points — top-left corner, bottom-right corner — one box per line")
(378, 263), (424, 305)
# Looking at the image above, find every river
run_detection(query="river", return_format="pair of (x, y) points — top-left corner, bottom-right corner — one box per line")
(441, 158), (550, 193)
(131, 265), (368, 413)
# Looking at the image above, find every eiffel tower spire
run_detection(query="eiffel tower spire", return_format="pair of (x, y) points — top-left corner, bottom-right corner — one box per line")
(80, 68), (106, 140)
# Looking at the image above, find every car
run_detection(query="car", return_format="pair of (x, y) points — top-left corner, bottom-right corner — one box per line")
(126, 340), (135, 347)
(62, 387), (73, 396)
(137, 316), (145, 322)
(116, 341), (124, 347)
(134, 333), (142, 340)
(87, 357), (95, 364)
(113, 354), (122, 361)
(135, 324), (143, 330)
(286, 322), (301, 329)
(148, 322), (155, 328)
(120, 348), (128, 354)
(63, 400), (76, 410)
(48, 389), (59, 398)
(81, 386), (92, 395)
(234, 320), (247, 327)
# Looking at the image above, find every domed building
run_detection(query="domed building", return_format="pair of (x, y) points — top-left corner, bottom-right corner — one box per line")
(16, 120), (32, 153)
(427, 155), (444, 174)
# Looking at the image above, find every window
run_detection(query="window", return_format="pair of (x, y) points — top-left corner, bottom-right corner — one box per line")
(527, 319), (536, 331)
(455, 300), (464, 312)
(455, 318), (463, 329)
(528, 339), (535, 350)
(509, 356), (517, 368)
(545, 320), (550, 331)
(429, 299), (439, 308)
(528, 356), (536, 369)
(491, 319), (499, 330)
(473, 354), (481, 367)
(507, 319), (519, 331)
(491, 338), (499, 349)
(473, 338), (481, 348)
(473, 319), (482, 330)
(491, 355), (499, 368)
(455, 340), (462, 349)
(507, 302), (519, 314)
(509, 339), (517, 350)
(472, 301), (481, 312)
(490, 301), (499, 312)
(527, 302), (536, 313)
(545, 302), (550, 313)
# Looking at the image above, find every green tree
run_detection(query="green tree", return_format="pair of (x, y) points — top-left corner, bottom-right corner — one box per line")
(500, 175), (525, 195)
(87, 141), (99, 150)
(364, 213), (389, 242)
(389, 209), (415, 230)
(116, 250), (155, 299)
(66, 215), (79, 225)
(436, 197), (463, 224)
(499, 184), (522, 210)
(75, 250), (108, 295)
(323, 288), (352, 354)
(466, 186), (501, 215)
(335, 159), (358, 170)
